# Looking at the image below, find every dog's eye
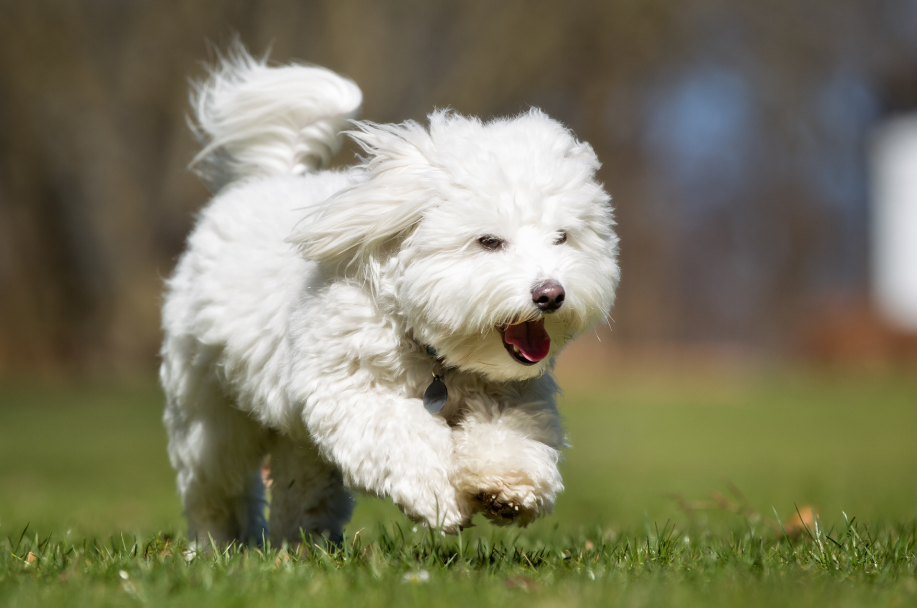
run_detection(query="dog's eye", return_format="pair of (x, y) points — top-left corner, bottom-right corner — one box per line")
(554, 231), (567, 245)
(478, 235), (504, 251)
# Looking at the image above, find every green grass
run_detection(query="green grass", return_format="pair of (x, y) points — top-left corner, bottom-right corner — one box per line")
(1, 368), (916, 606)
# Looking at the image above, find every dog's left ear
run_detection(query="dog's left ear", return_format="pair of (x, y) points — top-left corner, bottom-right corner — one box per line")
(290, 120), (437, 269)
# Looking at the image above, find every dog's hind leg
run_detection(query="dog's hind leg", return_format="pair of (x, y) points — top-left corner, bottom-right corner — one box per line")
(163, 358), (269, 547)
(267, 435), (355, 548)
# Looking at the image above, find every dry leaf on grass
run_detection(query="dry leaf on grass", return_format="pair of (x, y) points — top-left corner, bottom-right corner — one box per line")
(782, 506), (817, 537)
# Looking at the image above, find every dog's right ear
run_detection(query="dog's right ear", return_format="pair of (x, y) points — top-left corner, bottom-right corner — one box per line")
(289, 120), (438, 271)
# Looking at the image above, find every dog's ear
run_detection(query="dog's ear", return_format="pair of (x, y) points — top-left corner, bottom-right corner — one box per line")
(565, 140), (599, 166)
(290, 120), (437, 269)
(519, 107), (600, 170)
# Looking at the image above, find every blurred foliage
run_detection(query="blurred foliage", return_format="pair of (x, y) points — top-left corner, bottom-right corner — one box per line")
(1, 0), (916, 372)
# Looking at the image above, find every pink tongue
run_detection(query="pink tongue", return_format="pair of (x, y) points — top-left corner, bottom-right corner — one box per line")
(504, 319), (551, 362)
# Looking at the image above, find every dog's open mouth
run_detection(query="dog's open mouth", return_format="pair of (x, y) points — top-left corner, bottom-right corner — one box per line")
(498, 319), (551, 366)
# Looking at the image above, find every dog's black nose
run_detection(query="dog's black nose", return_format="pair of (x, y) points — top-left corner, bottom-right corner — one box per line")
(532, 280), (565, 312)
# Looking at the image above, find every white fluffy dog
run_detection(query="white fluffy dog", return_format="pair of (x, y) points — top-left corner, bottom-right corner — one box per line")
(161, 48), (619, 546)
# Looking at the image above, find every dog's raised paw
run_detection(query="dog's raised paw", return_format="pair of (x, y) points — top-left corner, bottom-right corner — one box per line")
(474, 491), (531, 525)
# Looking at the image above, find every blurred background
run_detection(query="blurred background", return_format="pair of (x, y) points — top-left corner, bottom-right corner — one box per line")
(1, 0), (916, 537)
(2, 0), (917, 374)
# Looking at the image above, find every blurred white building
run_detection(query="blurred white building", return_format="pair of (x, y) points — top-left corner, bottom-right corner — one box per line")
(871, 115), (917, 332)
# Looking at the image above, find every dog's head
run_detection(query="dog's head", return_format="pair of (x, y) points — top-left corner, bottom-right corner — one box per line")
(294, 109), (619, 381)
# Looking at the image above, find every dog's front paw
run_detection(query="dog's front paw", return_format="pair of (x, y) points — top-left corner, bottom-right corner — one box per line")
(396, 483), (474, 534)
(451, 442), (563, 527)
(473, 488), (537, 526)
(451, 403), (565, 527)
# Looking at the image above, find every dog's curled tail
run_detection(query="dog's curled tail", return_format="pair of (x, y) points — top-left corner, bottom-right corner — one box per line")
(190, 45), (362, 189)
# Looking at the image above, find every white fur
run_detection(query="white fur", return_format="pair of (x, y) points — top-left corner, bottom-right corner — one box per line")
(161, 48), (619, 546)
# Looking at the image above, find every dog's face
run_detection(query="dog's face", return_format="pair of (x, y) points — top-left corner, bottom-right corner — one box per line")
(298, 110), (619, 381)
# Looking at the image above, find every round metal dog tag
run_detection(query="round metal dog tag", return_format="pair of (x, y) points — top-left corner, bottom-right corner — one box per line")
(423, 377), (448, 414)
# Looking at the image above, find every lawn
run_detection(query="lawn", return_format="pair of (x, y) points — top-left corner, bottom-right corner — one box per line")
(1, 364), (915, 606)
